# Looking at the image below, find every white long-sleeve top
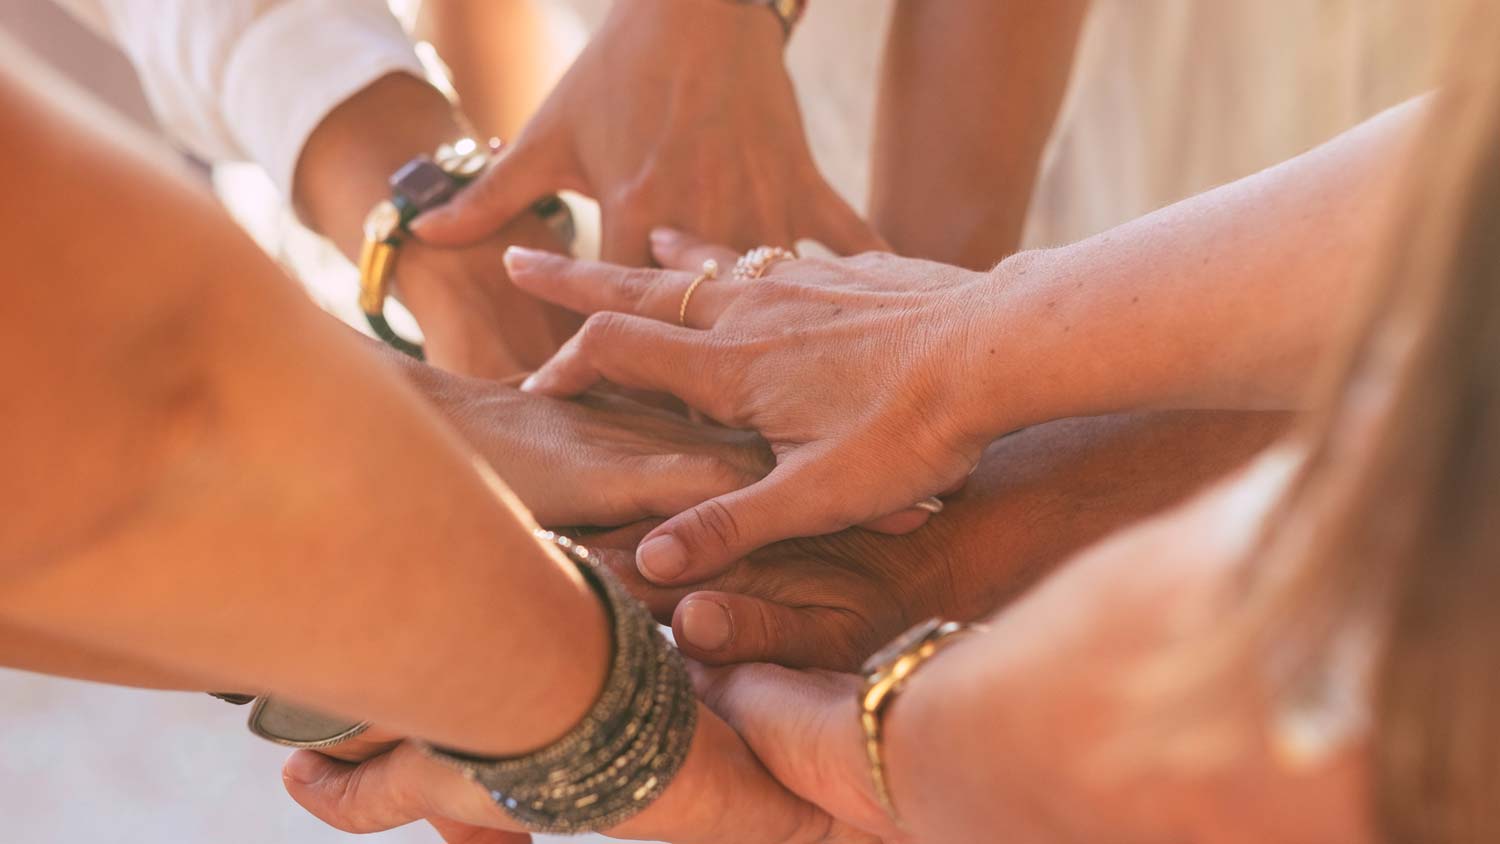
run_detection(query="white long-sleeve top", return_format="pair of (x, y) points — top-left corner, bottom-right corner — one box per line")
(51, 0), (425, 197)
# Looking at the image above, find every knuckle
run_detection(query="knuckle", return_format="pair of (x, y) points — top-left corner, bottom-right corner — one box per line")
(684, 498), (745, 554)
(578, 312), (626, 349)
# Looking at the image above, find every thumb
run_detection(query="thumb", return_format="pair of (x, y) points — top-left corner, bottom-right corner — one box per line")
(412, 137), (577, 246)
(675, 592), (875, 670)
(692, 663), (891, 834)
(430, 818), (533, 844)
(283, 742), (509, 835)
(635, 462), (856, 585)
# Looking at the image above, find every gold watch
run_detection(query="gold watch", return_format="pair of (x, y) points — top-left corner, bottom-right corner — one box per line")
(859, 618), (977, 824)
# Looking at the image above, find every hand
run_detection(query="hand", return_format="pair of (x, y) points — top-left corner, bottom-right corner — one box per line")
(503, 230), (1003, 585)
(281, 704), (873, 844)
(693, 451), (1364, 844)
(410, 0), (884, 264)
(395, 210), (581, 378)
(584, 411), (1290, 670)
(408, 365), (774, 528)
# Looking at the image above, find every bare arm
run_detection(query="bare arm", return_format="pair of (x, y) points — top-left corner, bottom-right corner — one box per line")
(871, 0), (1087, 268)
(0, 44), (605, 757)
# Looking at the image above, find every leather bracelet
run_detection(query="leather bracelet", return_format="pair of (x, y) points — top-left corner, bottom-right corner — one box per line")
(423, 530), (697, 834)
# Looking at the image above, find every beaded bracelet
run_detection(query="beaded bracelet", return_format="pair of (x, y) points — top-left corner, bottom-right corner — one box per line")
(423, 530), (697, 834)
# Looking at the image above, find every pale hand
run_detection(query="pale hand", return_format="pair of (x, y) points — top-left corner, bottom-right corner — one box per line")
(410, 0), (883, 264)
(505, 230), (998, 584)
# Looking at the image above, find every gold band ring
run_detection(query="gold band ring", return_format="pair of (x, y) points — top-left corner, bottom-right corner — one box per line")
(679, 259), (720, 326)
(733, 246), (797, 280)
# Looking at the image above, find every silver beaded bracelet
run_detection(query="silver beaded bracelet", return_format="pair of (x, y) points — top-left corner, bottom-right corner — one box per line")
(423, 530), (697, 834)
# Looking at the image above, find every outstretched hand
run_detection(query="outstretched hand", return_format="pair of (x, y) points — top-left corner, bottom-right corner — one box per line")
(505, 229), (999, 586)
(409, 0), (883, 264)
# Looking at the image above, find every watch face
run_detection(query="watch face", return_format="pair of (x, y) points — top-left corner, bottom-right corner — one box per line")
(862, 618), (944, 675)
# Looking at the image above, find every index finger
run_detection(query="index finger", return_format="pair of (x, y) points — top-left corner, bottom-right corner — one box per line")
(504, 246), (736, 328)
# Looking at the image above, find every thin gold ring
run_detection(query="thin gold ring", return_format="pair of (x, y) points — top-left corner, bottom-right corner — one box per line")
(679, 259), (719, 326)
(733, 246), (797, 281)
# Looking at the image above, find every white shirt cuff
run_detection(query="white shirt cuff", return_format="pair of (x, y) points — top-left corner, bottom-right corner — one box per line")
(220, 0), (427, 198)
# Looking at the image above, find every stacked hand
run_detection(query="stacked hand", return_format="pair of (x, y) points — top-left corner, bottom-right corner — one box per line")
(411, 0), (883, 264)
(406, 362), (773, 528)
(503, 230), (1008, 585)
(280, 708), (875, 844)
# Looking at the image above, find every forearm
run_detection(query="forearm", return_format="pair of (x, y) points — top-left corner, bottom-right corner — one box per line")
(416, 0), (560, 140)
(966, 96), (1430, 436)
(0, 625), (208, 690)
(872, 0), (1086, 269)
(0, 51), (604, 757)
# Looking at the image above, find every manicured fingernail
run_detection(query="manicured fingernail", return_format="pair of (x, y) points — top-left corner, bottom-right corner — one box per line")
(650, 227), (683, 247)
(638, 535), (688, 582)
(681, 598), (733, 652)
(914, 497), (944, 514)
(504, 245), (545, 273)
(519, 374), (541, 392)
(283, 751), (324, 785)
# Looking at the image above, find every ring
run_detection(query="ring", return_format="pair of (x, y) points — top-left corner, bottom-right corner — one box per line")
(679, 259), (719, 326)
(913, 497), (944, 515)
(733, 246), (797, 280)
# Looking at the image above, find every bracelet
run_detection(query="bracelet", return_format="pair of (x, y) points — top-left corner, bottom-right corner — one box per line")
(358, 139), (577, 359)
(423, 530), (697, 834)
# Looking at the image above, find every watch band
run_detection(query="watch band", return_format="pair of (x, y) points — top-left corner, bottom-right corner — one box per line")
(859, 618), (977, 825)
(358, 138), (577, 358)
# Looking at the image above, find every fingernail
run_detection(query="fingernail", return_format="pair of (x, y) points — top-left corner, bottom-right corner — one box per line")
(650, 227), (683, 247)
(519, 374), (540, 392)
(504, 245), (546, 273)
(914, 497), (944, 514)
(283, 751), (324, 785)
(638, 535), (688, 582)
(680, 598), (733, 652)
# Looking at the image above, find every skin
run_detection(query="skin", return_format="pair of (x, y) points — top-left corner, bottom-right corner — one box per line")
(695, 451), (1376, 844)
(294, 72), (579, 378)
(603, 411), (1288, 671)
(505, 96), (1428, 585)
(872, 0), (1088, 268)
(0, 44), (848, 844)
(410, 0), (885, 265)
(278, 411), (1290, 839)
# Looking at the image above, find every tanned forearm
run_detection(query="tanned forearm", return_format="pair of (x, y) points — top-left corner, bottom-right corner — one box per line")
(872, 0), (1087, 269)
(0, 45), (605, 757)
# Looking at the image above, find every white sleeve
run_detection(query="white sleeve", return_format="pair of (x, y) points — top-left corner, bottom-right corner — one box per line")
(49, 0), (427, 197)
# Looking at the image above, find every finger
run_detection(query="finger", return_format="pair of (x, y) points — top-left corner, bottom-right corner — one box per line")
(282, 749), (426, 834)
(430, 818), (532, 844)
(627, 451), (766, 524)
(284, 743), (509, 835)
(691, 663), (887, 831)
(859, 508), (934, 535)
(675, 592), (870, 669)
(521, 314), (729, 417)
(601, 208), (652, 268)
(505, 247), (733, 327)
(649, 227), (741, 271)
(635, 461), (865, 585)
(799, 182), (891, 256)
(411, 138), (576, 246)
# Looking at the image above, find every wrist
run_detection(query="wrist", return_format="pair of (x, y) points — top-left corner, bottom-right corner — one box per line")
(957, 247), (1100, 439)
(293, 72), (467, 259)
